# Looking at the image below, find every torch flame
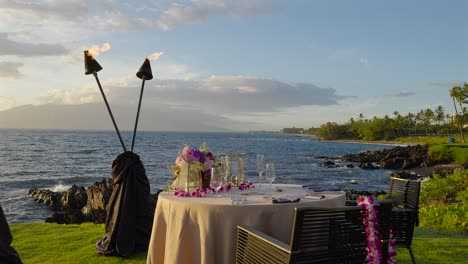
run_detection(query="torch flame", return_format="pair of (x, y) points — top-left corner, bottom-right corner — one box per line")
(147, 51), (164, 61)
(84, 50), (95, 60)
(88, 42), (112, 57)
(101, 43), (111, 52)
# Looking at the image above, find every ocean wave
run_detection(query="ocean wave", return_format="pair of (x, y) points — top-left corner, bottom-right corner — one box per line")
(52, 182), (70, 192)
(0, 196), (26, 203)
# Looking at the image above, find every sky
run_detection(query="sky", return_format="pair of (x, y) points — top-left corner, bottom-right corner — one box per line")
(0, 0), (467, 131)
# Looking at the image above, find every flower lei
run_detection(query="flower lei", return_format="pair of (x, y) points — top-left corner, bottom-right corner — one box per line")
(238, 182), (254, 190)
(174, 187), (208, 197)
(174, 182), (255, 197)
(358, 196), (397, 264)
(174, 183), (232, 197)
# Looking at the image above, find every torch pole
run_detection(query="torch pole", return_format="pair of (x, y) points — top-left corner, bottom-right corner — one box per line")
(93, 72), (127, 152)
(131, 76), (146, 152)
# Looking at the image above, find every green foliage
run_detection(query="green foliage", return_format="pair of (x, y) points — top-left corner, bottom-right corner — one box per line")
(395, 136), (449, 145)
(316, 122), (352, 140)
(419, 205), (468, 232)
(358, 118), (394, 141)
(10, 223), (146, 264)
(420, 170), (468, 205)
(303, 127), (320, 135)
(418, 170), (468, 233)
(309, 103), (468, 141)
(428, 144), (468, 164)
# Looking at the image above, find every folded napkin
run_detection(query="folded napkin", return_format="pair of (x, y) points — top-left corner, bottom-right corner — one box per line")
(303, 185), (342, 192)
(304, 193), (325, 200)
(265, 197), (301, 204)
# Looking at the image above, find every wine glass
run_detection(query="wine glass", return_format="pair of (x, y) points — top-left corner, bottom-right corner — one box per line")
(211, 167), (224, 197)
(256, 154), (264, 188)
(265, 163), (276, 193)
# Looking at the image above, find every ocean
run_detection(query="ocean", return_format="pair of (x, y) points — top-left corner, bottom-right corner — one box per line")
(0, 129), (396, 223)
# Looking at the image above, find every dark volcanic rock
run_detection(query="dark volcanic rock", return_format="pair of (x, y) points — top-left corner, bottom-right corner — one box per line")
(359, 162), (379, 170)
(392, 164), (467, 180)
(81, 178), (114, 223)
(45, 212), (65, 224)
(29, 188), (63, 210)
(29, 178), (160, 224)
(343, 144), (430, 170)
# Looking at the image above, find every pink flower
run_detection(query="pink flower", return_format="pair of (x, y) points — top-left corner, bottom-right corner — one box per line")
(181, 146), (190, 156)
(204, 159), (214, 170)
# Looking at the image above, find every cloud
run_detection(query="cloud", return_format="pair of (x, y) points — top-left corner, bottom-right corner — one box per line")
(0, 0), (87, 23)
(0, 33), (68, 57)
(1, 0), (273, 37)
(93, 0), (274, 31)
(154, 0), (273, 30)
(0, 61), (24, 79)
(359, 57), (368, 65)
(96, 10), (139, 31)
(0, 96), (18, 110)
(392, 91), (415, 97)
(36, 75), (350, 114)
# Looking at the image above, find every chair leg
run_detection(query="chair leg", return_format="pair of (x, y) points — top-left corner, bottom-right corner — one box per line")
(408, 245), (416, 264)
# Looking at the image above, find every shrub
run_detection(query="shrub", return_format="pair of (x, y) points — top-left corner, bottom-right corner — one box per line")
(420, 170), (468, 205)
(418, 169), (468, 233)
(428, 144), (468, 165)
(419, 205), (468, 233)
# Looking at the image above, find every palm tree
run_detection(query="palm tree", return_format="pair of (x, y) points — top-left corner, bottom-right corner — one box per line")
(434, 105), (445, 136)
(455, 86), (467, 125)
(424, 108), (434, 136)
(449, 86), (465, 143)
(405, 112), (415, 137)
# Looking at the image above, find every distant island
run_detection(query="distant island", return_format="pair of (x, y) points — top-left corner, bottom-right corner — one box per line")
(249, 127), (306, 135)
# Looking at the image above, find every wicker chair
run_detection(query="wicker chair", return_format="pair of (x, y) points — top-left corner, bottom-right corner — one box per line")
(388, 177), (421, 264)
(236, 206), (368, 264)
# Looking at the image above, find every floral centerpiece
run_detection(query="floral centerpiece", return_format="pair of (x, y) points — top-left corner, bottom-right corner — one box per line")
(170, 143), (215, 193)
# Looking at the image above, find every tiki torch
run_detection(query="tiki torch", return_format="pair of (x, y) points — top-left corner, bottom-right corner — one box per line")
(84, 50), (127, 152)
(131, 58), (153, 152)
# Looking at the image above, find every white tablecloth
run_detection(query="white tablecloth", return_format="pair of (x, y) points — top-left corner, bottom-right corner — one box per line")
(147, 184), (346, 264)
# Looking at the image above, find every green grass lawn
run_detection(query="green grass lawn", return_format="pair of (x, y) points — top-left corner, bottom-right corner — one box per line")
(9, 223), (468, 264)
(10, 223), (146, 264)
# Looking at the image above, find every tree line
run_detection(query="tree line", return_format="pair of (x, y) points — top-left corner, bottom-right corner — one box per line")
(305, 83), (468, 142)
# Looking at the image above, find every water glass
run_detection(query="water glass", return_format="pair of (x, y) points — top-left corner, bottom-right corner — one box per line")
(211, 167), (224, 197)
(265, 163), (276, 191)
(256, 154), (264, 188)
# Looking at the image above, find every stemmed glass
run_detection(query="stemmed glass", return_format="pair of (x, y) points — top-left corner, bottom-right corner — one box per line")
(210, 167), (224, 197)
(265, 163), (276, 195)
(256, 154), (264, 188)
(220, 156), (230, 195)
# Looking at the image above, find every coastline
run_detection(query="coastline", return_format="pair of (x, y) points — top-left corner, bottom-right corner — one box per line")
(319, 139), (420, 146)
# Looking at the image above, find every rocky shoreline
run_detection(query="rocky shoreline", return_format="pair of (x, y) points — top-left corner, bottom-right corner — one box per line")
(29, 144), (466, 224)
(29, 178), (161, 224)
(319, 144), (465, 179)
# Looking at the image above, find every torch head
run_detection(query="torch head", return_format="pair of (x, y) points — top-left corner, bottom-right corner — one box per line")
(136, 58), (153, 80)
(84, 50), (103, 75)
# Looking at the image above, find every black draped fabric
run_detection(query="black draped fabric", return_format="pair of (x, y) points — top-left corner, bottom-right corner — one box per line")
(96, 151), (154, 257)
(0, 204), (22, 264)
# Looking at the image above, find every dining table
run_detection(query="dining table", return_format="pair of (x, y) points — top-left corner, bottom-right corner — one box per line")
(146, 183), (346, 264)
